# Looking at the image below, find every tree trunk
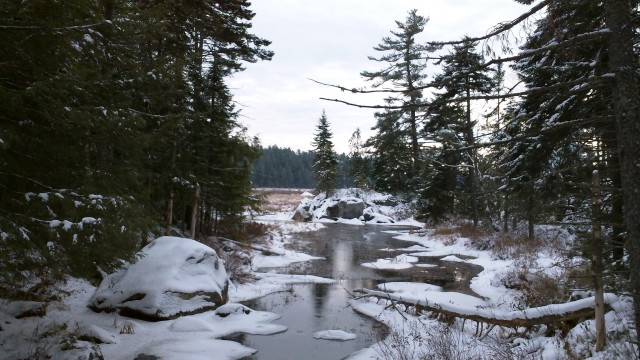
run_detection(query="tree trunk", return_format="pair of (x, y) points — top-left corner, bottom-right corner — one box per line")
(466, 81), (479, 227)
(361, 288), (613, 332)
(605, 0), (640, 349)
(165, 141), (177, 236)
(164, 188), (173, 236)
(189, 183), (200, 238)
(591, 169), (606, 351)
(527, 190), (535, 239)
(503, 194), (509, 232)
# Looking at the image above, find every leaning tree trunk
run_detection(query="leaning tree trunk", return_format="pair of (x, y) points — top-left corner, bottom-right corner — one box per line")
(605, 0), (640, 349)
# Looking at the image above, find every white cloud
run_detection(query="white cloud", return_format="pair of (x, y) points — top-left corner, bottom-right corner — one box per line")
(230, 0), (530, 153)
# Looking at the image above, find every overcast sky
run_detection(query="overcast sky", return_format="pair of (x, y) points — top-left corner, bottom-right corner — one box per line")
(229, 0), (529, 153)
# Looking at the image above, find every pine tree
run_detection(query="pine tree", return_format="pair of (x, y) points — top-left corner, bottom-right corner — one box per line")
(312, 111), (338, 195)
(361, 9), (431, 182)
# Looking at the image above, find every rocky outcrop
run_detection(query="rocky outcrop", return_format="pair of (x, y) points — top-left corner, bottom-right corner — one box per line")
(291, 189), (406, 223)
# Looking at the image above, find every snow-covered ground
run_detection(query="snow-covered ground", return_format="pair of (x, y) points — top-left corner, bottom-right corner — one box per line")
(1, 189), (636, 359)
(344, 229), (637, 360)
(0, 232), (334, 360)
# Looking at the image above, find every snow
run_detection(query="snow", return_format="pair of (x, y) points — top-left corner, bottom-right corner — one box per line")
(0, 278), (288, 360)
(313, 329), (357, 341)
(440, 255), (466, 262)
(376, 281), (443, 293)
(361, 254), (419, 270)
(89, 236), (229, 319)
(2, 189), (636, 359)
(230, 273), (335, 302)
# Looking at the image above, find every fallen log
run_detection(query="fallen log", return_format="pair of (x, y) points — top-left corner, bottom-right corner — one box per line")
(361, 288), (616, 330)
(209, 236), (285, 256)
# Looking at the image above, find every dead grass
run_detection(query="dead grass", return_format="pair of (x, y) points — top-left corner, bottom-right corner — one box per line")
(491, 232), (543, 260)
(432, 220), (490, 241)
(253, 188), (313, 213)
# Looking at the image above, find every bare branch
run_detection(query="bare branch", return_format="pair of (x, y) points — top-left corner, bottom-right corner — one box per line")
(0, 22), (108, 31)
(319, 74), (613, 110)
(308, 78), (394, 94)
(427, 0), (550, 46)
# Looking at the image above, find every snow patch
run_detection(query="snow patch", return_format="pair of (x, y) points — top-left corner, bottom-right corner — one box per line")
(313, 329), (357, 341)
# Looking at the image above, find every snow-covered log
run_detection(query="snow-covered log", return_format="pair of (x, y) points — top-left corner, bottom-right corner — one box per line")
(362, 288), (617, 330)
(213, 236), (285, 256)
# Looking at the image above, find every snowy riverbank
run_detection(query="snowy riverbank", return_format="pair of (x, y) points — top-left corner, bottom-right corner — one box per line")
(1, 189), (636, 359)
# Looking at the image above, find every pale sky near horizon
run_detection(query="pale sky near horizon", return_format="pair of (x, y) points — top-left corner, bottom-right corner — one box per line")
(228, 0), (531, 153)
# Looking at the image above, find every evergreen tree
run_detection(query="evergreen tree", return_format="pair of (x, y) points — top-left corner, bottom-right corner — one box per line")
(361, 9), (431, 184)
(0, 0), (272, 297)
(312, 111), (338, 194)
(366, 102), (414, 193)
(421, 40), (495, 225)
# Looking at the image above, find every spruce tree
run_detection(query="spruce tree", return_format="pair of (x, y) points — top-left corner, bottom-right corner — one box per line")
(312, 111), (338, 195)
(422, 40), (495, 226)
(365, 102), (414, 193)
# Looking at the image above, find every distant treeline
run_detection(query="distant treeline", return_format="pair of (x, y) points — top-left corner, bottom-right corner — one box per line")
(251, 145), (353, 189)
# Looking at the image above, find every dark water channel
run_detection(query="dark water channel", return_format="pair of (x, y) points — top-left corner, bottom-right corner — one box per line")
(233, 223), (483, 360)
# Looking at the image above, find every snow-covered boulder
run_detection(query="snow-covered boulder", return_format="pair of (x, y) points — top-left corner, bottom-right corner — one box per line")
(292, 198), (313, 222)
(360, 207), (395, 224)
(88, 236), (229, 320)
(291, 189), (409, 223)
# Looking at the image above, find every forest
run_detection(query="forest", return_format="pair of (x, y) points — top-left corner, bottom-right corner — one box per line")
(0, 0), (272, 295)
(250, 145), (353, 189)
(312, 0), (640, 351)
(1, 0), (640, 357)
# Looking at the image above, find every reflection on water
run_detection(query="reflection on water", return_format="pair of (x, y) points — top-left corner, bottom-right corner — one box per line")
(236, 223), (482, 359)
(235, 282), (385, 360)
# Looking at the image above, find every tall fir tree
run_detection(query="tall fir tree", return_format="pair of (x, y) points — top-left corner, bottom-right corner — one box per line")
(312, 110), (338, 195)
(365, 101), (414, 193)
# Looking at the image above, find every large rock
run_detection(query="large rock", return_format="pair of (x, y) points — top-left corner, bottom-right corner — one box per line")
(360, 207), (395, 223)
(326, 199), (365, 219)
(88, 236), (229, 321)
(292, 198), (313, 222)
